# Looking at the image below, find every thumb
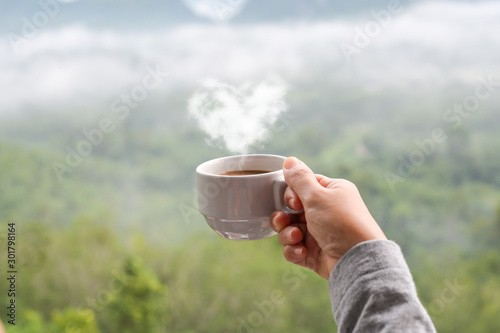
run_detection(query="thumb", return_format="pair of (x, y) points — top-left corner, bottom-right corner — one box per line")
(283, 157), (322, 205)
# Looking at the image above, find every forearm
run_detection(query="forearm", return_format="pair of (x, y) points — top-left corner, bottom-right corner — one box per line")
(329, 240), (436, 333)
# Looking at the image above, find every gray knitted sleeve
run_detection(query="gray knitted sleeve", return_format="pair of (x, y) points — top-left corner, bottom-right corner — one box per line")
(328, 240), (436, 333)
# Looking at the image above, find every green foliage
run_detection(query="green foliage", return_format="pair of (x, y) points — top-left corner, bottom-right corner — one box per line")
(6, 309), (53, 333)
(52, 308), (100, 333)
(105, 257), (165, 333)
(0, 98), (499, 332)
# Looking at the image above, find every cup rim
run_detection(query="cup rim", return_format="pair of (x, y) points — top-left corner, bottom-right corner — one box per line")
(196, 154), (286, 177)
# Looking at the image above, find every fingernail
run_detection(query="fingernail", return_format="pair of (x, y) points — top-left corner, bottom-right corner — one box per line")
(284, 157), (300, 170)
(294, 247), (303, 256)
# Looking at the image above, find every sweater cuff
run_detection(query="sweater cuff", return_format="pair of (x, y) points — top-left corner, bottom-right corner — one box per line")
(328, 240), (410, 318)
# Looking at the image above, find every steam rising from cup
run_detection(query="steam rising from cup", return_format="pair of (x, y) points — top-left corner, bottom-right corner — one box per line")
(188, 75), (289, 154)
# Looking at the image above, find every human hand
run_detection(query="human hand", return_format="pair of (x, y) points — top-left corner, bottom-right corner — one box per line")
(271, 157), (387, 279)
(0, 318), (5, 333)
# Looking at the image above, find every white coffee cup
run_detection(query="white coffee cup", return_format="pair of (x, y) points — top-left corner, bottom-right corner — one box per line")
(196, 154), (302, 240)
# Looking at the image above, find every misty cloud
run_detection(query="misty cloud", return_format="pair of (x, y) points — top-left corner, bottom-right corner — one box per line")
(0, 1), (499, 116)
(182, 0), (248, 22)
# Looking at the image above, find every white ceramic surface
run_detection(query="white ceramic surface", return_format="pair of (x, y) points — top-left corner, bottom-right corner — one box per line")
(196, 154), (294, 240)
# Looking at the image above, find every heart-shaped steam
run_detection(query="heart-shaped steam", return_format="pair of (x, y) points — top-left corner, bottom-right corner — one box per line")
(182, 0), (248, 22)
(188, 75), (289, 154)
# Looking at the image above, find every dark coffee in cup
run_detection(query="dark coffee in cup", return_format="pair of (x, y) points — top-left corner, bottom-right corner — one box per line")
(219, 170), (270, 176)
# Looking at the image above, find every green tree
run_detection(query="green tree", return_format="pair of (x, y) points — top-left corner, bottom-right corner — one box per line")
(105, 257), (165, 333)
(6, 309), (54, 333)
(52, 307), (100, 333)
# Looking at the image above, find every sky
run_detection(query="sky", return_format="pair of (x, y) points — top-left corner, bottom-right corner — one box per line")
(0, 1), (499, 118)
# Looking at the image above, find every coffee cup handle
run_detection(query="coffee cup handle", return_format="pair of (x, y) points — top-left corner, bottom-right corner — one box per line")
(273, 176), (304, 215)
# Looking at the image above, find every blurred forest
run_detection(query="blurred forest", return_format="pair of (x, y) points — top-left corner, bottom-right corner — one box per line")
(0, 78), (499, 332)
